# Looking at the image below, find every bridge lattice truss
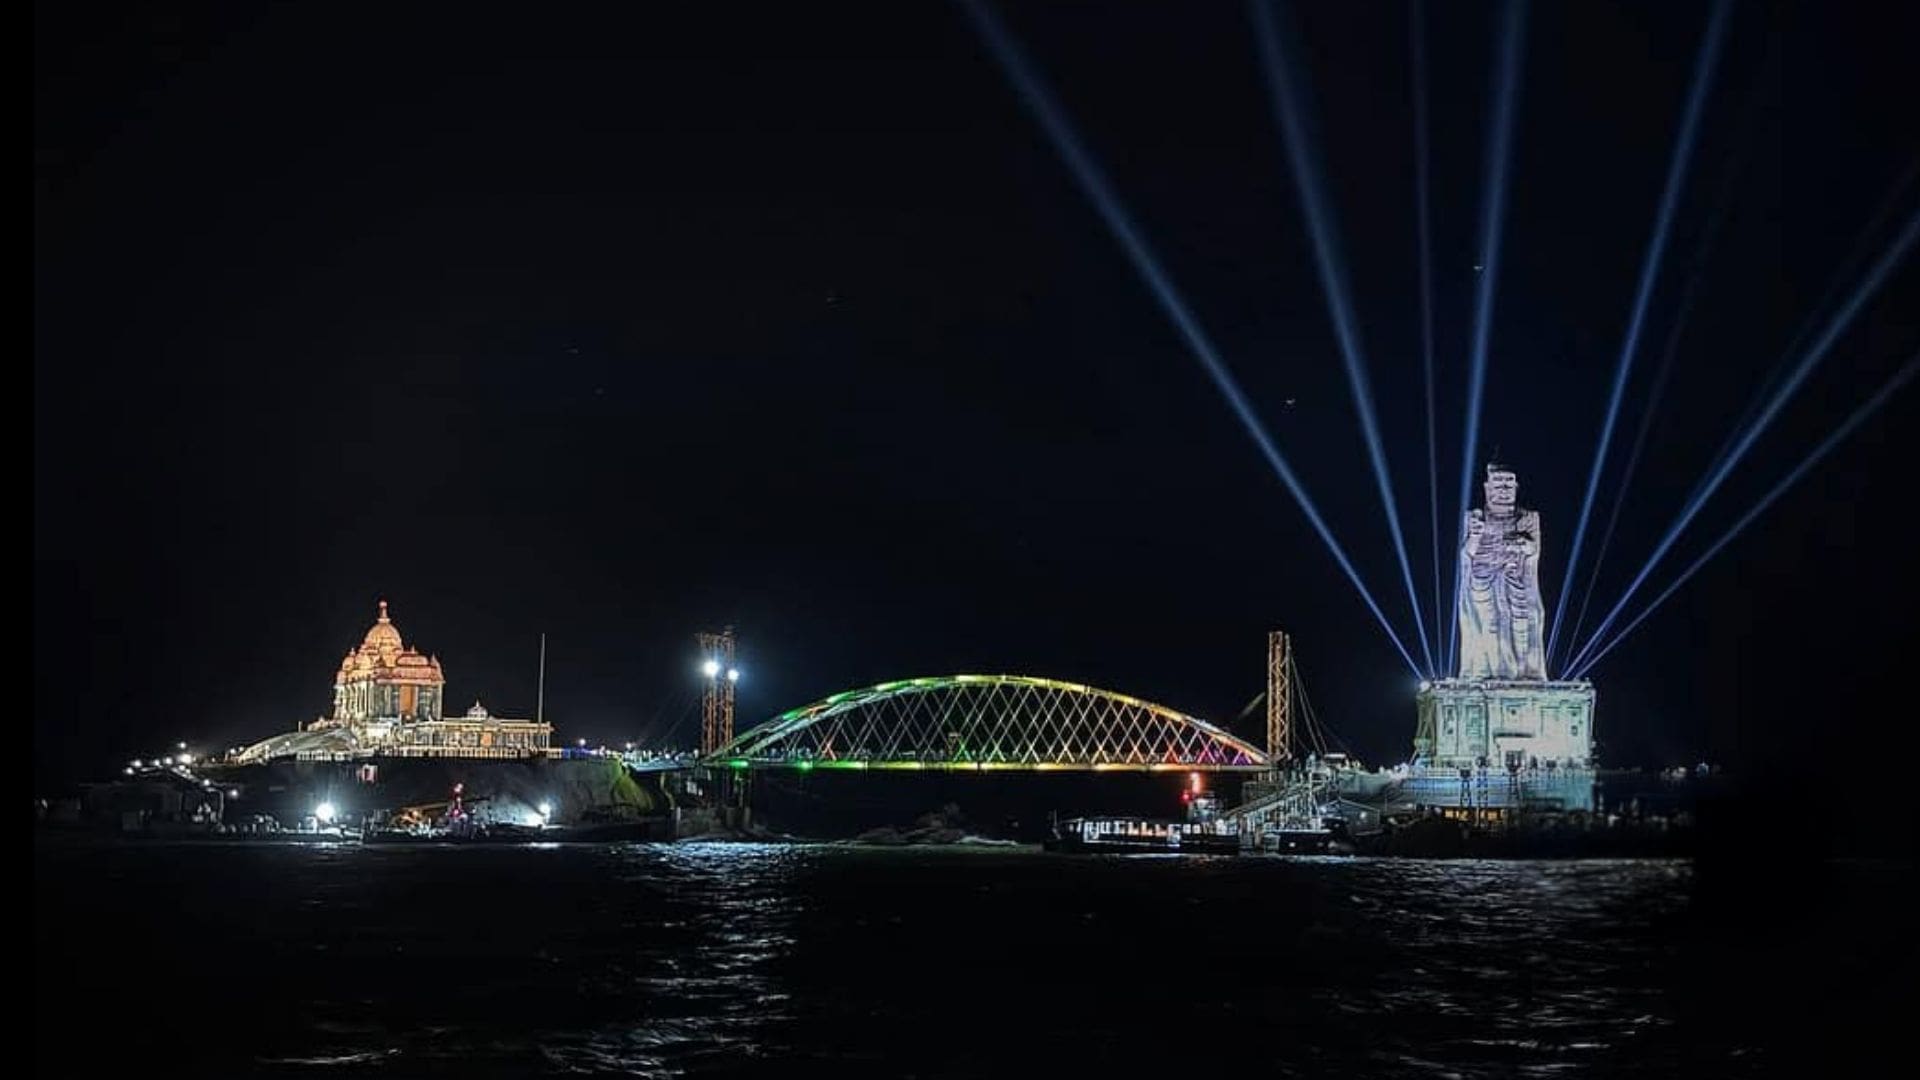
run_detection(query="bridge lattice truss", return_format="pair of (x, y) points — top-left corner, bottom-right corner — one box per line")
(710, 675), (1271, 772)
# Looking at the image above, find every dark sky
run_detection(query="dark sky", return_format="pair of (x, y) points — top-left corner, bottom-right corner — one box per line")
(35, 2), (1920, 785)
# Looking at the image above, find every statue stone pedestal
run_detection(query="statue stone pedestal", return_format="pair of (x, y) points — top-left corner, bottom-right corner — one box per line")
(1415, 679), (1595, 770)
(1409, 679), (1597, 812)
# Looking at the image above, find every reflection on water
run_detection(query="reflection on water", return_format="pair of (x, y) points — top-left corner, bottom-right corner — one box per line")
(34, 842), (1903, 1076)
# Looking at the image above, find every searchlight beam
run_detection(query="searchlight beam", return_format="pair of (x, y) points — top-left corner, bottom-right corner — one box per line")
(1568, 208), (1920, 672)
(1573, 353), (1917, 676)
(1252, 0), (1436, 673)
(1550, 0), (1731, 667)
(961, 0), (1423, 675)
(1448, 0), (1529, 671)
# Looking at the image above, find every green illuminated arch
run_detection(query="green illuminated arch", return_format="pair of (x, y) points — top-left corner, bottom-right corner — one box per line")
(710, 674), (1269, 772)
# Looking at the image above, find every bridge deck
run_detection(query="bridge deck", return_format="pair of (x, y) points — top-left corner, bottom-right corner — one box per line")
(712, 759), (1268, 772)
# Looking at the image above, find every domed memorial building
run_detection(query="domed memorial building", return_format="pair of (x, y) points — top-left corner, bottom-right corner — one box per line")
(234, 602), (553, 762)
(332, 600), (446, 727)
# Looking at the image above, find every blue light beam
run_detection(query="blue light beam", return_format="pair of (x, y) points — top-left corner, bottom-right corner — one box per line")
(1548, 0), (1731, 670)
(1563, 97), (1757, 661)
(1563, 197), (1715, 659)
(1572, 353), (1918, 677)
(1410, 0), (1444, 674)
(959, 0), (1423, 676)
(1688, 160), (1919, 508)
(1252, 0), (1435, 674)
(1567, 207), (1920, 673)
(1448, 0), (1528, 672)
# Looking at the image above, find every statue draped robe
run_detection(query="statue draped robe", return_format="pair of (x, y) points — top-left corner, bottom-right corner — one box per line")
(1456, 507), (1548, 679)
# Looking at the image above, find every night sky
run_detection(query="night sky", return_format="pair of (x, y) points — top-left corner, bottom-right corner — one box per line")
(35, 2), (1919, 787)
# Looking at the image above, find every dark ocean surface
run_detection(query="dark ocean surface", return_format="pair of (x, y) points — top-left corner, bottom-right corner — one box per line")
(33, 841), (1907, 1077)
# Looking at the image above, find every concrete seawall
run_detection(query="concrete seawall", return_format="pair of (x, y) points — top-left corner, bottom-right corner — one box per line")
(200, 756), (663, 826)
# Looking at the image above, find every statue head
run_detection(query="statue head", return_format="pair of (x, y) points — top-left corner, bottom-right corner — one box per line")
(1484, 462), (1518, 512)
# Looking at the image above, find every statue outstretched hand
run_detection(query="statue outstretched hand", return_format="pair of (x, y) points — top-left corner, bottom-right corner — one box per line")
(1465, 509), (1486, 552)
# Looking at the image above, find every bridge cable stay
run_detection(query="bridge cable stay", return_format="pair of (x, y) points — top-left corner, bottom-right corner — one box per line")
(1295, 668), (1339, 759)
(1285, 646), (1304, 759)
(1283, 646), (1345, 760)
(1297, 652), (1323, 757)
(651, 683), (703, 753)
(1303, 678), (1346, 759)
(1220, 649), (1347, 838)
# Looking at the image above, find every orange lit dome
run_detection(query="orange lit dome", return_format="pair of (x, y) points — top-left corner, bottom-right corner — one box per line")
(362, 600), (405, 654)
(336, 601), (446, 687)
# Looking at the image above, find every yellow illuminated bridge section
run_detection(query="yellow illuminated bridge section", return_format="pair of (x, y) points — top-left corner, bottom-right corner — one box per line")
(708, 674), (1271, 773)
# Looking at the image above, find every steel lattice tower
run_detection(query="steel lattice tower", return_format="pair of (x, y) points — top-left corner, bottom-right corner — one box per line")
(1267, 630), (1291, 768)
(697, 628), (737, 755)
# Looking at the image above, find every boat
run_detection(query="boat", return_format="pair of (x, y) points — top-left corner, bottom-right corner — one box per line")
(359, 781), (554, 843)
(362, 821), (549, 844)
(1044, 815), (1240, 855)
(1250, 825), (1335, 855)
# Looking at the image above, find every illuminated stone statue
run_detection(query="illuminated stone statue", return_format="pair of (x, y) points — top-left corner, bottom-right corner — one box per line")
(1456, 463), (1548, 679)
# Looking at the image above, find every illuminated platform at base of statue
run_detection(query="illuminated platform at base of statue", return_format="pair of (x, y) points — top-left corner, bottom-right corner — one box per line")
(1408, 679), (1597, 812)
(1414, 679), (1595, 769)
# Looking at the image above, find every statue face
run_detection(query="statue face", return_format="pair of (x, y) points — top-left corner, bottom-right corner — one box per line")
(1485, 469), (1517, 511)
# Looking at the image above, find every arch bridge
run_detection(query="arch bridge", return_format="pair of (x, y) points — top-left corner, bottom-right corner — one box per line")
(708, 674), (1270, 772)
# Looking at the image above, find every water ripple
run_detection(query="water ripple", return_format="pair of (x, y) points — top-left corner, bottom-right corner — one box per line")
(35, 843), (1892, 1077)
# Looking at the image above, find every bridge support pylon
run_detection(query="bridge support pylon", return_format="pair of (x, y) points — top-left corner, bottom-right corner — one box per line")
(698, 628), (737, 756)
(1267, 630), (1291, 778)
